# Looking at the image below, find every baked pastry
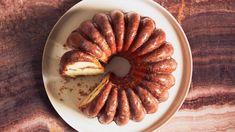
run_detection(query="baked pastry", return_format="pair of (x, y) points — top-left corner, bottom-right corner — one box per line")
(60, 10), (177, 125)
(60, 50), (104, 77)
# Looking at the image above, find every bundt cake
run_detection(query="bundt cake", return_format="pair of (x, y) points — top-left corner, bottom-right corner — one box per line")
(60, 10), (177, 126)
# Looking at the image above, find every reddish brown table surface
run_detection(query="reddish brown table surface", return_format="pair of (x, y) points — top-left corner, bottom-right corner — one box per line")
(1, 0), (235, 131)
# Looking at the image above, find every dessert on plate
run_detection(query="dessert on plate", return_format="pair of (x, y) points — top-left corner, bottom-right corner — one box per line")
(60, 10), (177, 126)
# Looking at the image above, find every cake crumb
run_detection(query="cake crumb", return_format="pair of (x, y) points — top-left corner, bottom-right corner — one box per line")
(63, 44), (68, 50)
(94, 83), (99, 86)
(88, 88), (92, 92)
(63, 78), (70, 84)
(60, 86), (73, 93)
(88, 83), (99, 92)
(77, 83), (81, 86)
(79, 89), (89, 96)
(71, 77), (76, 80)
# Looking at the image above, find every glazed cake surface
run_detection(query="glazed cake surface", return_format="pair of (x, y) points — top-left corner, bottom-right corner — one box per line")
(60, 10), (177, 126)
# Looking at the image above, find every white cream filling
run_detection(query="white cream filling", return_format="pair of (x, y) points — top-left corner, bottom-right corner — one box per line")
(64, 62), (104, 77)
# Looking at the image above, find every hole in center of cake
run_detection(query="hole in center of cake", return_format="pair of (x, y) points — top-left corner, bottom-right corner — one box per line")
(105, 56), (131, 77)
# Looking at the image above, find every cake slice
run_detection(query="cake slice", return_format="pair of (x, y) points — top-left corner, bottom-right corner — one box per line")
(78, 74), (111, 117)
(60, 50), (104, 77)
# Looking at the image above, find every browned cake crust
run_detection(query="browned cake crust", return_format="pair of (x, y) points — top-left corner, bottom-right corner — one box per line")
(110, 10), (125, 53)
(93, 13), (117, 54)
(60, 10), (177, 126)
(80, 81), (113, 118)
(122, 12), (140, 52)
(135, 43), (174, 63)
(134, 86), (158, 114)
(78, 20), (112, 58)
(132, 29), (166, 57)
(126, 88), (146, 122)
(128, 17), (155, 53)
(114, 88), (130, 126)
(98, 86), (118, 124)
(66, 31), (108, 63)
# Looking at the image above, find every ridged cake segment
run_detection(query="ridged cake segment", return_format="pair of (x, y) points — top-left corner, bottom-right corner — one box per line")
(126, 89), (146, 122)
(158, 90), (169, 102)
(132, 29), (166, 57)
(135, 58), (177, 74)
(128, 17), (155, 53)
(93, 13), (116, 54)
(78, 74), (111, 117)
(98, 86), (118, 124)
(110, 10), (125, 53)
(140, 81), (169, 102)
(78, 20), (112, 58)
(80, 82), (112, 118)
(109, 66), (174, 112)
(115, 88), (130, 126)
(122, 12), (140, 52)
(145, 58), (177, 73)
(137, 43), (174, 63)
(60, 50), (104, 77)
(145, 74), (175, 88)
(66, 31), (108, 63)
(134, 86), (158, 114)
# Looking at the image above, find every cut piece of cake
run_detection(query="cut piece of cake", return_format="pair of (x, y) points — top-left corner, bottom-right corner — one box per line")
(60, 50), (104, 77)
(78, 74), (111, 117)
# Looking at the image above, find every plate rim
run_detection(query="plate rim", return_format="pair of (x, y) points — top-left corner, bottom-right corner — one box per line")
(142, 0), (193, 131)
(42, 0), (193, 131)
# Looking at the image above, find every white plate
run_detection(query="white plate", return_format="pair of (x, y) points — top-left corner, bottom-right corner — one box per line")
(42, 0), (192, 131)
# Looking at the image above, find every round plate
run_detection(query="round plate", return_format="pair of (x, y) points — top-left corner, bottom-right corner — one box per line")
(42, 0), (192, 131)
